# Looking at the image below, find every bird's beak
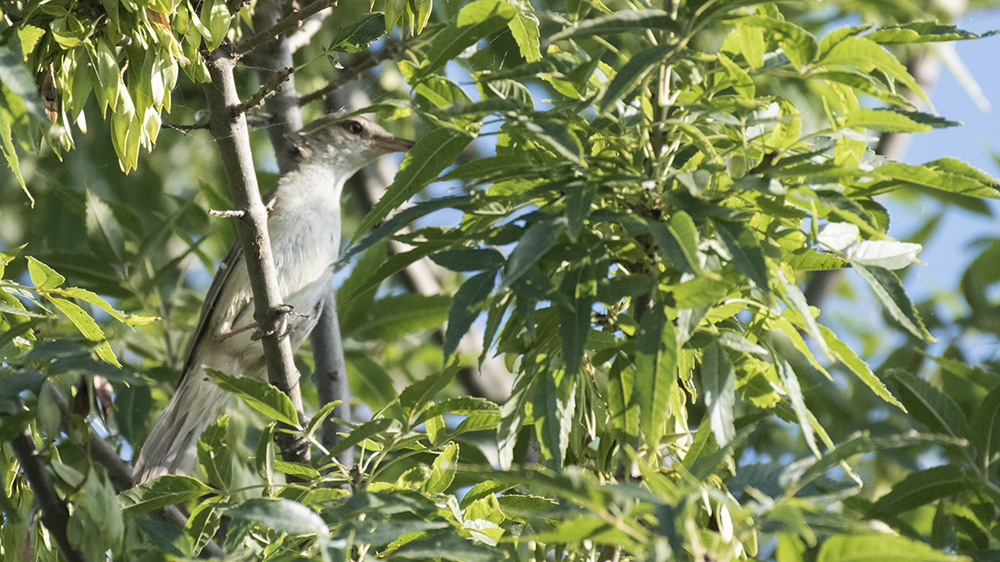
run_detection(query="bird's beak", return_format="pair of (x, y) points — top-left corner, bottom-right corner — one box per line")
(375, 134), (416, 153)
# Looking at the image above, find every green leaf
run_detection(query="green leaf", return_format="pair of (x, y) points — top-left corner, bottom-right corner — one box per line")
(502, 222), (558, 287)
(423, 442), (459, 494)
(355, 128), (472, 238)
(0, 107), (27, 199)
(715, 222), (768, 290)
(200, 0), (231, 51)
(508, 12), (541, 62)
(340, 520), (449, 548)
(776, 356), (819, 457)
(717, 52), (754, 98)
(431, 249), (505, 272)
(776, 267), (831, 360)
(818, 533), (969, 562)
(972, 384), (1000, 466)
(530, 365), (576, 469)
(0, 45), (49, 122)
(558, 265), (590, 378)
(273, 460), (320, 480)
(60, 287), (156, 326)
(207, 368), (300, 427)
(739, 15), (818, 69)
(869, 465), (965, 518)
(819, 36), (929, 106)
(415, 0), (517, 79)
(666, 211), (701, 274)
(185, 502), (221, 556)
(119, 475), (213, 514)
(327, 12), (385, 53)
(384, 0), (406, 32)
(197, 416), (232, 492)
(549, 9), (679, 42)
(866, 23), (998, 44)
(27, 257), (65, 290)
(819, 325), (903, 410)
(50, 15), (91, 48)
(353, 293), (451, 340)
(608, 356), (639, 445)
(865, 157), (1000, 199)
(854, 264), (932, 340)
(328, 418), (397, 458)
(391, 530), (497, 562)
(255, 422), (275, 484)
(635, 304), (677, 449)
(887, 370), (970, 441)
(47, 297), (120, 366)
(702, 342), (736, 447)
(598, 44), (675, 114)
(842, 108), (933, 133)
(226, 498), (327, 536)
(521, 118), (584, 165)
(444, 271), (497, 359)
(416, 397), (500, 425)
(400, 365), (457, 416)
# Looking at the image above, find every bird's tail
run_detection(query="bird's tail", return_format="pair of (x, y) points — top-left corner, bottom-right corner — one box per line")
(132, 368), (229, 484)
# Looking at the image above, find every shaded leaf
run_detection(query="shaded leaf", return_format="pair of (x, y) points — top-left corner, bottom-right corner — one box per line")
(226, 498), (327, 536)
(854, 264), (932, 340)
(869, 465), (965, 518)
(355, 128), (472, 239)
(207, 369), (299, 428)
(888, 369), (970, 441)
(119, 475), (213, 514)
(549, 9), (679, 42)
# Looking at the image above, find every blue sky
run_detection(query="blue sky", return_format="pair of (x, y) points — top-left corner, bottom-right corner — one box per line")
(889, 9), (1000, 300)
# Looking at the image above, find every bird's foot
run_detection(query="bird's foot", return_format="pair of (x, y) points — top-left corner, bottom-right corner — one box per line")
(250, 304), (296, 341)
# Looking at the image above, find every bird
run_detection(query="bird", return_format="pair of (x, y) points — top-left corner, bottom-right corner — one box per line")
(132, 113), (414, 483)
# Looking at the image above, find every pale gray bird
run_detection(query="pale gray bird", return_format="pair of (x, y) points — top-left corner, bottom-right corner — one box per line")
(133, 114), (413, 483)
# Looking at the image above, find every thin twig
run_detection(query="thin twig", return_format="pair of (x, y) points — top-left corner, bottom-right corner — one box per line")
(286, 8), (332, 53)
(210, 209), (246, 218)
(298, 37), (412, 107)
(238, 66), (294, 114)
(236, 0), (339, 58)
(164, 122), (210, 131)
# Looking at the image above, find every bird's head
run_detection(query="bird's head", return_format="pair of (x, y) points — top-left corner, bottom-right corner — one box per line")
(286, 113), (414, 177)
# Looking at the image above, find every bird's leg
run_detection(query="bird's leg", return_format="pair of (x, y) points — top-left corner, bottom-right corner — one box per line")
(218, 321), (259, 341)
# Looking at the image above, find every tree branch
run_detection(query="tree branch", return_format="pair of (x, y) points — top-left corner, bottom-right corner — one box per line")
(248, 0), (354, 467)
(298, 37), (412, 107)
(202, 42), (309, 467)
(7, 398), (86, 562)
(238, 66), (294, 116)
(37, 383), (225, 556)
(311, 294), (354, 465)
(236, 0), (338, 58)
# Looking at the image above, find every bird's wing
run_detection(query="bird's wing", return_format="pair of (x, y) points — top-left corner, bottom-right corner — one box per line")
(177, 189), (279, 383)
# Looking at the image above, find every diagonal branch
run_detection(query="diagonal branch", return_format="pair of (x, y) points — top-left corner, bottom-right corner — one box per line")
(236, 0), (339, 58)
(299, 37), (412, 107)
(202, 41), (309, 467)
(8, 398), (86, 562)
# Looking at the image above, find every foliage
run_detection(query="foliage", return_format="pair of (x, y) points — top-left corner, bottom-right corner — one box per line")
(2, 0), (1000, 561)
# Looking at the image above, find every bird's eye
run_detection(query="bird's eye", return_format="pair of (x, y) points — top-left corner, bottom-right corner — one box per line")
(342, 120), (364, 135)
